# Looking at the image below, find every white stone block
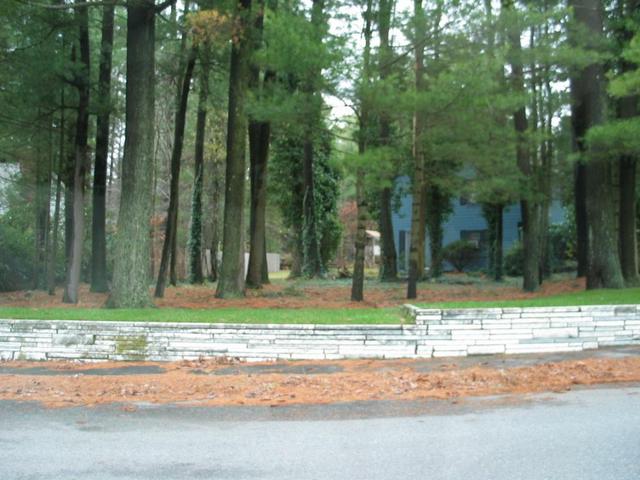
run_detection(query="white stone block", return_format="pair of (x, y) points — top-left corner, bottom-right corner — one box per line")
(432, 350), (468, 358)
(594, 320), (625, 328)
(451, 330), (491, 340)
(419, 340), (468, 348)
(429, 323), (482, 331)
(416, 346), (434, 357)
(506, 344), (582, 354)
(532, 327), (578, 339)
(468, 345), (506, 355)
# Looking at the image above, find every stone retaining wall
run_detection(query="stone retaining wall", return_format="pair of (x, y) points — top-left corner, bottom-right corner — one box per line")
(405, 304), (640, 356)
(0, 320), (426, 362)
(0, 304), (639, 362)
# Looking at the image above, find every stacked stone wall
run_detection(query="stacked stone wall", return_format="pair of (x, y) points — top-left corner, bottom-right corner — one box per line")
(0, 304), (638, 362)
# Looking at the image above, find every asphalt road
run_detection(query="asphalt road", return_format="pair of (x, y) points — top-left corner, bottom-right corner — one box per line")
(1, 386), (639, 480)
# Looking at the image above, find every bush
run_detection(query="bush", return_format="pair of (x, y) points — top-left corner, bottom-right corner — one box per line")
(504, 242), (524, 277)
(0, 222), (33, 291)
(548, 223), (575, 272)
(442, 240), (479, 272)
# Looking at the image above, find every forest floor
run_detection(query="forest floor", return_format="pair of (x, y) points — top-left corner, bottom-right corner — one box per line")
(0, 272), (587, 310)
(1, 346), (639, 408)
(1, 273), (638, 323)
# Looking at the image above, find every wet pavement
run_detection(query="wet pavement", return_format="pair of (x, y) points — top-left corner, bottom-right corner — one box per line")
(1, 386), (639, 479)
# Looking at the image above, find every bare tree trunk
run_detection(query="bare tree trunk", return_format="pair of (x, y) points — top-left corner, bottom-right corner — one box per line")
(91, 2), (115, 293)
(155, 47), (197, 298)
(377, 0), (398, 282)
(189, 51), (210, 285)
(378, 187), (397, 281)
(574, 162), (588, 276)
(351, 165), (367, 301)
(63, 5), (90, 304)
(407, 0), (426, 300)
(495, 204), (504, 281)
(216, 0), (252, 298)
(35, 119), (53, 290)
(426, 184), (447, 279)
(246, 120), (271, 287)
(48, 95), (65, 295)
(208, 158), (223, 283)
(569, 0), (624, 289)
(617, 0), (640, 285)
(503, 0), (540, 292)
(108, 0), (157, 308)
(351, 0), (373, 302)
(246, 2), (272, 288)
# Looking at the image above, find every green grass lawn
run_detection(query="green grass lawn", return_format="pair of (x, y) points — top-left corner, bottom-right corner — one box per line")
(0, 288), (637, 325)
(417, 287), (640, 309)
(0, 306), (405, 324)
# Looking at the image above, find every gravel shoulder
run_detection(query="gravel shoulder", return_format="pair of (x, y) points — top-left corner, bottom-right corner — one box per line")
(1, 346), (639, 409)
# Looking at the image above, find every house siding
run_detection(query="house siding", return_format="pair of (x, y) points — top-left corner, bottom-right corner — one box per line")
(391, 176), (565, 273)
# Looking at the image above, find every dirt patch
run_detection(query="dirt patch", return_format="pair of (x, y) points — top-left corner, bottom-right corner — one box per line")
(0, 352), (638, 409)
(0, 276), (585, 310)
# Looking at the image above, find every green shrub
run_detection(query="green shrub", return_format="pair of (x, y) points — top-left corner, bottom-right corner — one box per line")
(504, 242), (524, 277)
(442, 240), (479, 272)
(0, 221), (33, 291)
(548, 223), (575, 272)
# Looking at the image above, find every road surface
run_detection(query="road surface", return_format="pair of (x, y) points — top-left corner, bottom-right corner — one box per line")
(1, 386), (639, 480)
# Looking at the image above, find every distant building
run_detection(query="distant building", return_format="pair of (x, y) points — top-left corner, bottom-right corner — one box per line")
(392, 176), (566, 273)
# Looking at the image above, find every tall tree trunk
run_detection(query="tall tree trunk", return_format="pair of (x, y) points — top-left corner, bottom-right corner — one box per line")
(574, 162), (588, 276)
(300, 0), (325, 279)
(302, 139), (322, 277)
(108, 0), (157, 308)
(617, 0), (640, 285)
(155, 47), (197, 298)
(63, 5), (90, 304)
(377, 0), (398, 282)
(246, 1), (272, 288)
(540, 63), (554, 280)
(571, 1), (593, 279)
(378, 187), (397, 280)
(351, 165), (367, 301)
(495, 204), (504, 281)
(35, 119), (53, 290)
(91, 3), (115, 293)
(216, 0), (252, 298)
(416, 185), (427, 279)
(570, 0), (625, 289)
(503, 0), (540, 292)
(246, 120), (271, 287)
(209, 157), (223, 283)
(426, 184), (447, 279)
(619, 152), (637, 284)
(63, 47), (76, 282)
(407, 0), (426, 300)
(289, 185), (304, 280)
(189, 52), (210, 285)
(48, 95), (65, 295)
(351, 0), (373, 302)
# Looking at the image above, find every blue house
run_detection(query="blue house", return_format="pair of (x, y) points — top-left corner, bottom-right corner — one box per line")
(391, 176), (566, 273)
